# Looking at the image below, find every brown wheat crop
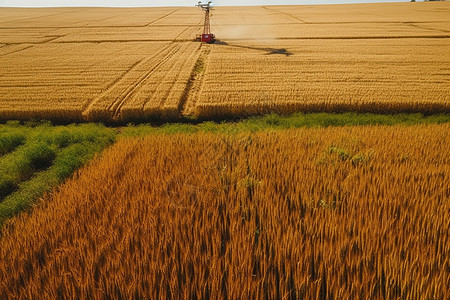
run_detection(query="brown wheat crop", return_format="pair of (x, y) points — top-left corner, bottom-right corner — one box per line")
(0, 124), (448, 298)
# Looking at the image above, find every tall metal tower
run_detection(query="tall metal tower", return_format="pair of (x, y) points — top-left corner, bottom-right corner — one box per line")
(196, 1), (216, 43)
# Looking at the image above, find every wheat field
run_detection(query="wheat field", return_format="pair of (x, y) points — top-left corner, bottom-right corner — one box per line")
(0, 2), (449, 121)
(0, 125), (448, 298)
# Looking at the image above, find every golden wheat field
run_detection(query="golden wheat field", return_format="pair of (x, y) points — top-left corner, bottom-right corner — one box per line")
(0, 2), (449, 122)
(0, 125), (448, 298)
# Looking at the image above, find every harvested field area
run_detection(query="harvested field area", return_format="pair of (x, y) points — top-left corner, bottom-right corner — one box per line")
(0, 125), (448, 298)
(0, 2), (449, 121)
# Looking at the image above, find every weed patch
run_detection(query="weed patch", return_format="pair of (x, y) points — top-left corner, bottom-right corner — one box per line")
(0, 122), (115, 226)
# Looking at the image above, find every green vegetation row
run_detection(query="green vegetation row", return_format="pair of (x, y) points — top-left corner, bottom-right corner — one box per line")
(0, 121), (115, 227)
(123, 112), (450, 136)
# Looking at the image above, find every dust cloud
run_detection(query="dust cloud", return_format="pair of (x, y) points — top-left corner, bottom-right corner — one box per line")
(213, 24), (277, 40)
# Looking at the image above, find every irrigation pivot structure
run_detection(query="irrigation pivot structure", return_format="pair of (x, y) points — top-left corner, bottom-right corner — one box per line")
(196, 1), (216, 43)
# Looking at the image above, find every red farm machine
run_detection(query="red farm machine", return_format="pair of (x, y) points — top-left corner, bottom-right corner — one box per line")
(196, 1), (216, 44)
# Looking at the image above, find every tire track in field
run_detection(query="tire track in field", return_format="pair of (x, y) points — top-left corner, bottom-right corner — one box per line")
(81, 42), (176, 120)
(154, 42), (202, 111)
(109, 43), (181, 120)
(81, 18), (202, 121)
(180, 44), (212, 117)
(136, 20), (202, 118)
(81, 60), (141, 114)
(93, 13), (134, 25)
(173, 18), (203, 41)
(262, 6), (306, 24)
(0, 45), (34, 57)
(0, 35), (67, 57)
(142, 43), (187, 110)
(144, 8), (180, 27)
(405, 22), (450, 34)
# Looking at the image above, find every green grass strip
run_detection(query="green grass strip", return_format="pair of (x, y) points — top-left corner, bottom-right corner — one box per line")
(122, 112), (450, 136)
(0, 122), (115, 227)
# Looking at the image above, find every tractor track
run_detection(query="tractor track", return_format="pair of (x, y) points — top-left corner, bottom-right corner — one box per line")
(81, 42), (176, 120)
(405, 22), (450, 34)
(147, 42), (199, 111)
(262, 7), (306, 24)
(81, 60), (142, 117)
(180, 44), (212, 117)
(110, 43), (181, 120)
(82, 19), (202, 121)
(0, 45), (34, 57)
(144, 8), (180, 27)
(0, 35), (67, 57)
(173, 18), (203, 41)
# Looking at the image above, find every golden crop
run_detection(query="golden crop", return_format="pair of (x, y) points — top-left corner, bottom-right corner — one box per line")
(0, 125), (448, 298)
(192, 38), (450, 118)
(0, 2), (449, 122)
